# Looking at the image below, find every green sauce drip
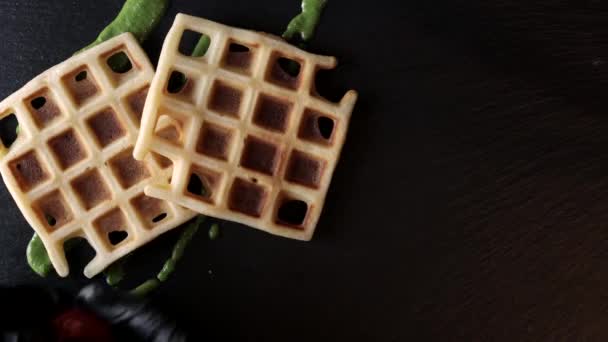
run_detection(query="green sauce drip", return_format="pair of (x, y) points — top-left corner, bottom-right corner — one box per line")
(283, 0), (328, 43)
(130, 279), (160, 297)
(208, 223), (220, 240)
(157, 216), (204, 282)
(82, 0), (170, 51)
(192, 35), (211, 57)
(27, 234), (81, 277)
(26, 234), (52, 277)
(130, 216), (205, 295)
(104, 260), (126, 286)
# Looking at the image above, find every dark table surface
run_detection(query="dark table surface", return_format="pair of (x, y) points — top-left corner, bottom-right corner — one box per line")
(3, 0), (608, 341)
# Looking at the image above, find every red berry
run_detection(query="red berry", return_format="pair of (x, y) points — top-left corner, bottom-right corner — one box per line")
(51, 308), (113, 342)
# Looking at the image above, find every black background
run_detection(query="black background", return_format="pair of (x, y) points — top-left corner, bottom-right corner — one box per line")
(3, 0), (608, 341)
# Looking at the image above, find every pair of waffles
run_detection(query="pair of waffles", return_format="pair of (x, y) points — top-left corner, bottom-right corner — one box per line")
(0, 14), (357, 277)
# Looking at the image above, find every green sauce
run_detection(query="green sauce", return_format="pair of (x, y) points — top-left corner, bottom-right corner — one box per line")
(208, 223), (220, 240)
(130, 279), (160, 297)
(26, 234), (52, 277)
(283, 0), (328, 43)
(130, 216), (205, 296)
(82, 0), (170, 51)
(104, 260), (126, 286)
(156, 216), (204, 282)
(192, 35), (211, 57)
(27, 234), (80, 277)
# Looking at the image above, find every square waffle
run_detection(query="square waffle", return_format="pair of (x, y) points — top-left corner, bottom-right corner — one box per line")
(134, 14), (357, 241)
(0, 33), (196, 277)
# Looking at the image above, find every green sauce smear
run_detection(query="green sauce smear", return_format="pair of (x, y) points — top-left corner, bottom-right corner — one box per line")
(192, 35), (211, 57)
(27, 234), (81, 277)
(157, 216), (204, 282)
(130, 279), (161, 297)
(81, 0), (170, 51)
(26, 234), (52, 277)
(131, 216), (205, 296)
(104, 259), (126, 286)
(283, 0), (328, 43)
(208, 223), (220, 240)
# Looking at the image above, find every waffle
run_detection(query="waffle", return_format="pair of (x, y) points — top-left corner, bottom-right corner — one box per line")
(0, 33), (196, 277)
(134, 14), (357, 241)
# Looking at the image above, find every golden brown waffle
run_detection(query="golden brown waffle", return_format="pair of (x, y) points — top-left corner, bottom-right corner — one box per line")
(134, 14), (357, 241)
(0, 33), (196, 277)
